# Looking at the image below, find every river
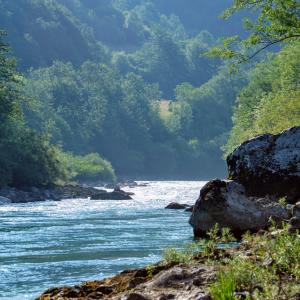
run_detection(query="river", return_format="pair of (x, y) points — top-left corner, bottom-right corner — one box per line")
(0, 181), (206, 299)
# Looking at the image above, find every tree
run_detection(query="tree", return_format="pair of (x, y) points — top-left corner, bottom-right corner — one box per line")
(208, 0), (300, 63)
(0, 30), (64, 187)
(223, 41), (300, 156)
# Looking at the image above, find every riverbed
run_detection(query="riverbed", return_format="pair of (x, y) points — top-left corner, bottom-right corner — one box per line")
(0, 181), (206, 299)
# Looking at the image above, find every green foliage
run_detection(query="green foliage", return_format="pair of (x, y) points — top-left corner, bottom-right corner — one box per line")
(212, 225), (300, 300)
(163, 226), (236, 264)
(146, 264), (155, 279)
(0, 31), (65, 187)
(210, 271), (236, 300)
(208, 0), (300, 64)
(163, 247), (193, 264)
(58, 152), (116, 183)
(278, 197), (287, 206)
(0, 1), (252, 179)
(224, 42), (300, 155)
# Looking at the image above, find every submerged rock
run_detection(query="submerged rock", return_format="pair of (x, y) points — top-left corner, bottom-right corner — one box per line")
(227, 126), (300, 203)
(189, 179), (290, 238)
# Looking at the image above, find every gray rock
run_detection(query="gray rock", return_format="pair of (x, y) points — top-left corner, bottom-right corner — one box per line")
(292, 202), (300, 218)
(286, 204), (295, 218)
(0, 196), (11, 204)
(227, 126), (300, 203)
(189, 179), (290, 238)
(124, 293), (149, 300)
(185, 205), (194, 212)
(91, 190), (132, 200)
(165, 202), (190, 210)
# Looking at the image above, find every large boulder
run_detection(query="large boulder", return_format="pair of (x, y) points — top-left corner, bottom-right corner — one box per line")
(189, 179), (290, 238)
(227, 126), (300, 203)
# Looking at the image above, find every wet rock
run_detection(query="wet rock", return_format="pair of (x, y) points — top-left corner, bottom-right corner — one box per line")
(292, 202), (300, 218)
(185, 205), (194, 212)
(189, 179), (290, 238)
(0, 184), (132, 203)
(227, 126), (300, 204)
(286, 204), (295, 218)
(289, 217), (300, 234)
(0, 196), (11, 204)
(165, 202), (190, 210)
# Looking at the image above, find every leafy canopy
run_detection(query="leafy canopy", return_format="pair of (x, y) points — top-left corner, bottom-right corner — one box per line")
(208, 0), (300, 63)
(223, 41), (300, 156)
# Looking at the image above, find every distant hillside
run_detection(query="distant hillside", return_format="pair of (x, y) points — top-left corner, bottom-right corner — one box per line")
(0, 0), (244, 70)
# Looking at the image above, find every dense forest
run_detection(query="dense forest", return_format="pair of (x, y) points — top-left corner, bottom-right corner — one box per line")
(0, 0), (299, 186)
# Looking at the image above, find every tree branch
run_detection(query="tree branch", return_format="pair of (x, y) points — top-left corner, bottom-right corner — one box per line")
(238, 34), (300, 63)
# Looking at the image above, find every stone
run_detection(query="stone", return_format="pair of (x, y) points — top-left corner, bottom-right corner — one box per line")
(124, 293), (149, 300)
(0, 196), (11, 204)
(292, 202), (300, 218)
(227, 126), (300, 203)
(90, 189), (132, 200)
(189, 179), (290, 238)
(165, 202), (190, 210)
(0, 184), (132, 203)
(185, 205), (194, 212)
(37, 263), (215, 300)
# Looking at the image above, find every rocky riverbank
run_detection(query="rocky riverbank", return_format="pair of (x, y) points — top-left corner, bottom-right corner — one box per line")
(37, 227), (300, 300)
(190, 126), (300, 238)
(36, 126), (300, 300)
(0, 184), (132, 203)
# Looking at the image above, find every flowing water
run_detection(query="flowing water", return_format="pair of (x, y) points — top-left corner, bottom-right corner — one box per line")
(0, 181), (206, 300)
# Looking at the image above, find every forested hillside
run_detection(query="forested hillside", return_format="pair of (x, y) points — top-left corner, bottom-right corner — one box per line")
(0, 0), (299, 183)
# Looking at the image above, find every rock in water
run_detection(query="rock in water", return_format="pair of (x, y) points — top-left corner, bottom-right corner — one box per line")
(165, 202), (190, 210)
(0, 196), (11, 204)
(189, 179), (290, 238)
(91, 190), (132, 200)
(227, 126), (300, 203)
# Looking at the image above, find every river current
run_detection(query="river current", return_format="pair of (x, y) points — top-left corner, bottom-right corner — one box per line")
(0, 181), (206, 299)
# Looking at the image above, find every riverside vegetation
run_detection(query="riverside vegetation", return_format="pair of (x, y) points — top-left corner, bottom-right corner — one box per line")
(37, 224), (300, 300)
(0, 0), (298, 184)
(1, 1), (300, 299)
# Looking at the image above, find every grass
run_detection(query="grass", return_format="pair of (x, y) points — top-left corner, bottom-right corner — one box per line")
(278, 196), (287, 206)
(210, 271), (236, 300)
(211, 224), (300, 300)
(163, 225), (236, 264)
(162, 223), (300, 300)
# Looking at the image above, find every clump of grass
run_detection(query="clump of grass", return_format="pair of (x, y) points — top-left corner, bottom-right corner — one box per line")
(146, 264), (155, 279)
(163, 223), (299, 300)
(163, 225), (236, 264)
(163, 247), (194, 264)
(211, 224), (300, 300)
(210, 271), (236, 300)
(278, 196), (287, 206)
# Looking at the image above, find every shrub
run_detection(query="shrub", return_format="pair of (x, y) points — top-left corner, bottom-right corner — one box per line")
(58, 152), (116, 183)
(0, 128), (65, 187)
(212, 225), (300, 300)
(163, 247), (194, 264)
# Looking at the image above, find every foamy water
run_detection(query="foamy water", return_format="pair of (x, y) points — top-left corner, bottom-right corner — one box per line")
(0, 181), (205, 299)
